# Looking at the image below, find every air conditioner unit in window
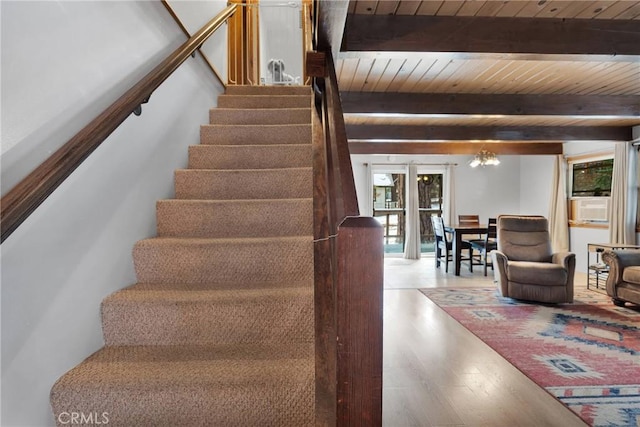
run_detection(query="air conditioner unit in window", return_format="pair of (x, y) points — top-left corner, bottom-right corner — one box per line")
(576, 197), (610, 222)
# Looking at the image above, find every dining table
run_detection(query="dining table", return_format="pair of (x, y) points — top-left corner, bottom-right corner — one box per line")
(444, 223), (489, 276)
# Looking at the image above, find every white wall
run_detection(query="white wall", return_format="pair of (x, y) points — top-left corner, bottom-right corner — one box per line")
(519, 155), (554, 216)
(1, 2), (224, 426)
(563, 141), (616, 158)
(165, 0), (229, 83)
(570, 227), (610, 273)
(455, 155), (522, 218)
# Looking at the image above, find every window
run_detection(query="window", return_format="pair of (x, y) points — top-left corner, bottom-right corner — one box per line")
(571, 158), (614, 197)
(567, 154), (614, 226)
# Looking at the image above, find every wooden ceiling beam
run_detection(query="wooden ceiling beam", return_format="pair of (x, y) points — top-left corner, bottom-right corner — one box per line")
(348, 141), (564, 155)
(341, 92), (640, 117)
(343, 14), (640, 57)
(316, 0), (349, 55)
(346, 124), (632, 141)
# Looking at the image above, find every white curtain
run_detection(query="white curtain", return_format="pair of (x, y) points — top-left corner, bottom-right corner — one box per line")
(404, 164), (421, 259)
(548, 155), (569, 252)
(609, 141), (637, 244)
(631, 145), (639, 243)
(443, 164), (457, 225)
(364, 163), (373, 217)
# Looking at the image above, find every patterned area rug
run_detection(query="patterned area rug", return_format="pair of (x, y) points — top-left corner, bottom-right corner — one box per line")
(419, 287), (640, 427)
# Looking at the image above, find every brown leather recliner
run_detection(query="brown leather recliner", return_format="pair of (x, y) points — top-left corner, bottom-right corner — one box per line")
(491, 215), (575, 303)
(601, 249), (640, 307)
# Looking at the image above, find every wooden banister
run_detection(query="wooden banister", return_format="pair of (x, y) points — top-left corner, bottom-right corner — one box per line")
(312, 97), (337, 425)
(336, 217), (383, 425)
(313, 46), (383, 426)
(323, 51), (359, 222)
(0, 4), (237, 243)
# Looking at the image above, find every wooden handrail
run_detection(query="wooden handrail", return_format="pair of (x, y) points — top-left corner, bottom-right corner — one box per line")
(321, 50), (359, 225)
(328, 50), (359, 220)
(0, 4), (237, 243)
(312, 95), (337, 426)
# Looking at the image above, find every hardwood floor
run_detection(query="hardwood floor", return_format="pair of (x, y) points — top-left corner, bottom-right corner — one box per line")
(383, 255), (589, 426)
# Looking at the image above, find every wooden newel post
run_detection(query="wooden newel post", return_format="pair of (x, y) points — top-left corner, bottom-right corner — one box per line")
(336, 216), (384, 426)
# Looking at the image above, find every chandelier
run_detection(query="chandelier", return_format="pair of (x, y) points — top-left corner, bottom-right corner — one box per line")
(469, 150), (500, 168)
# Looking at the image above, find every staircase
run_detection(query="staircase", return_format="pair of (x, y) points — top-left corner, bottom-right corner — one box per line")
(50, 85), (315, 426)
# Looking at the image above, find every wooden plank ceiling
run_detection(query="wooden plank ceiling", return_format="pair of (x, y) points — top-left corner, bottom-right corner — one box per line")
(334, 0), (640, 155)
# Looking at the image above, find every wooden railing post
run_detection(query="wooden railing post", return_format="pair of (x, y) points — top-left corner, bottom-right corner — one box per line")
(336, 217), (384, 425)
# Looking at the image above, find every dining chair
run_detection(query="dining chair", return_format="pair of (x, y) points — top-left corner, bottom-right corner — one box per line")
(431, 216), (473, 273)
(458, 214), (480, 225)
(459, 214), (482, 267)
(469, 218), (497, 276)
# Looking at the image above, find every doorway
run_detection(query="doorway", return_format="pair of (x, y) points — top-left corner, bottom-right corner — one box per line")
(373, 172), (405, 253)
(372, 166), (445, 254)
(417, 173), (443, 254)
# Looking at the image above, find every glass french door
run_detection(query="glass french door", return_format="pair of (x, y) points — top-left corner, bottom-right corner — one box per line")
(372, 168), (444, 254)
(417, 173), (443, 254)
(373, 173), (406, 253)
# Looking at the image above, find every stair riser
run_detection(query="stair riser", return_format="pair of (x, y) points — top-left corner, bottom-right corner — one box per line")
(189, 145), (312, 170)
(200, 124), (311, 145)
(218, 95), (310, 109)
(210, 108), (311, 125)
(174, 169), (312, 200)
(102, 291), (313, 346)
(157, 199), (312, 238)
(225, 85), (310, 96)
(133, 238), (313, 285)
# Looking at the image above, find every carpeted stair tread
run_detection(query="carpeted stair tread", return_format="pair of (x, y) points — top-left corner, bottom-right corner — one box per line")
(102, 284), (313, 346)
(210, 108), (311, 125)
(218, 94), (310, 109)
(225, 85), (310, 96)
(189, 144), (312, 169)
(51, 343), (314, 426)
(200, 124), (311, 145)
(174, 168), (312, 200)
(156, 198), (312, 238)
(104, 283), (313, 301)
(133, 236), (313, 285)
(104, 279), (313, 292)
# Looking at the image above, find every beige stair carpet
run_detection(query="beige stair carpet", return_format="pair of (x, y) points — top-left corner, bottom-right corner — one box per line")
(50, 85), (315, 426)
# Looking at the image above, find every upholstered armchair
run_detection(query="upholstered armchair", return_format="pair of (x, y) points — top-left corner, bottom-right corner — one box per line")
(491, 215), (575, 303)
(601, 249), (640, 307)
